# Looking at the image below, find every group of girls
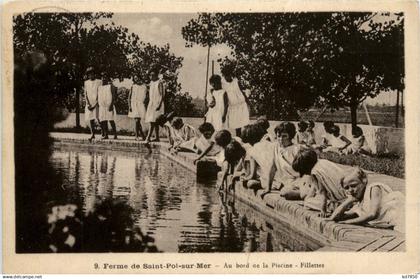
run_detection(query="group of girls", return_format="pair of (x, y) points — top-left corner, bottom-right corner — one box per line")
(188, 120), (404, 233)
(84, 66), (166, 144)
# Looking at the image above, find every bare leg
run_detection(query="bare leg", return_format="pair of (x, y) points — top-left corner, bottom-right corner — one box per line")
(110, 120), (117, 139)
(154, 125), (160, 142)
(145, 123), (154, 143)
(138, 119), (146, 140)
(135, 118), (140, 139)
(89, 119), (96, 141)
(101, 121), (109, 139)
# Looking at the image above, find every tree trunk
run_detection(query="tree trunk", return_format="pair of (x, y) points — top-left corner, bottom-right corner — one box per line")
(75, 88), (80, 128)
(350, 103), (358, 129)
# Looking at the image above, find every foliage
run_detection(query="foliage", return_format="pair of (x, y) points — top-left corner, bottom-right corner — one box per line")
(47, 199), (158, 252)
(182, 13), (404, 124)
(318, 151), (404, 178)
(13, 13), (187, 117)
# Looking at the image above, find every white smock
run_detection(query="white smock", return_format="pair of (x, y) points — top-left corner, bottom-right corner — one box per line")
(84, 79), (101, 123)
(145, 80), (164, 123)
(128, 84), (147, 119)
(98, 84), (116, 121)
(222, 78), (250, 129)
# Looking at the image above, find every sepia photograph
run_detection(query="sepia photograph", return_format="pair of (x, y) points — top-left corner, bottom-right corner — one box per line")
(3, 0), (420, 274)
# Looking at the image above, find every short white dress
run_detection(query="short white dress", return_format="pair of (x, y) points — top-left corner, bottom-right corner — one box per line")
(128, 84), (147, 119)
(206, 89), (227, 131)
(248, 140), (276, 190)
(84, 79), (101, 123)
(145, 80), (164, 123)
(98, 84), (117, 121)
(347, 182), (405, 233)
(222, 78), (250, 129)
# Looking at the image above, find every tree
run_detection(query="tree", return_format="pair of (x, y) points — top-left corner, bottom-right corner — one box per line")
(13, 13), (188, 124)
(182, 12), (404, 125)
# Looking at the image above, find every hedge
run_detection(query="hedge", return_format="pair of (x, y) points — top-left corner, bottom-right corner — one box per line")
(318, 152), (404, 179)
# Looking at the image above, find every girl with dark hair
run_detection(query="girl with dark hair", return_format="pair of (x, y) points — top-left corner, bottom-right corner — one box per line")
(98, 72), (118, 139)
(145, 66), (165, 143)
(221, 64), (250, 137)
(220, 140), (247, 191)
(238, 124), (276, 193)
(268, 122), (302, 199)
(292, 148), (347, 216)
(128, 74), (147, 141)
(206, 74), (228, 131)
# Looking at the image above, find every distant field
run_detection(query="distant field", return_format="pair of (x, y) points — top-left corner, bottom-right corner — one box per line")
(300, 110), (405, 127)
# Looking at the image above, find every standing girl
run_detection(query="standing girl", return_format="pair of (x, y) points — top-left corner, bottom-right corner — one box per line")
(145, 67), (165, 143)
(128, 74), (147, 141)
(206, 74), (228, 132)
(84, 67), (101, 141)
(221, 64), (250, 137)
(98, 72), (118, 140)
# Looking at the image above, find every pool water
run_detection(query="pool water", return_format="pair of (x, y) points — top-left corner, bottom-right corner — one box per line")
(49, 144), (321, 252)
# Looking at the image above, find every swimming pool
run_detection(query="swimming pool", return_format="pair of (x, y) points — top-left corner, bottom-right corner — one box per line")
(48, 144), (321, 252)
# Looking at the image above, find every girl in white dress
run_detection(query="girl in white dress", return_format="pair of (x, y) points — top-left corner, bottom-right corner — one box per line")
(292, 148), (348, 217)
(98, 72), (118, 139)
(238, 124), (276, 192)
(221, 65), (250, 137)
(128, 75), (147, 140)
(84, 67), (102, 141)
(323, 125), (352, 154)
(169, 118), (197, 151)
(206, 75), (228, 131)
(267, 122), (302, 200)
(145, 67), (165, 143)
(326, 168), (404, 233)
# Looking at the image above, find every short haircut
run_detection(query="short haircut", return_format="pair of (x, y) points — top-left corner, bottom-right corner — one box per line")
(352, 126), (363, 137)
(274, 122), (296, 139)
(323, 121), (334, 128)
(308, 120), (315, 128)
(172, 118), (184, 129)
(292, 147), (318, 176)
(340, 167), (367, 187)
(298, 121), (308, 130)
(198, 122), (215, 134)
(224, 140), (246, 164)
(209, 74), (221, 85)
(214, 130), (232, 147)
(241, 124), (266, 145)
(330, 125), (340, 134)
(221, 63), (235, 77)
(256, 116), (270, 131)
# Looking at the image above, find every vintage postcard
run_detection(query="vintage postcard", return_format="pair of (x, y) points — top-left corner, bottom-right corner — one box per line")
(2, 0), (419, 275)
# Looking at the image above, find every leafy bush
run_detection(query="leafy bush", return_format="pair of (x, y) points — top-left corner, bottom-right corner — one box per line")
(318, 151), (404, 179)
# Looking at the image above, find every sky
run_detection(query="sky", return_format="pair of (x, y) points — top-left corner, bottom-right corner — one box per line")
(105, 13), (399, 105)
(106, 13), (232, 100)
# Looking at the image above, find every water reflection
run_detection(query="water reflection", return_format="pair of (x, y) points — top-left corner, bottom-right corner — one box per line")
(50, 145), (321, 252)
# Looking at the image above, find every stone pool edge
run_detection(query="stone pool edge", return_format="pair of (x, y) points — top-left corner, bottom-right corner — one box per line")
(50, 133), (405, 252)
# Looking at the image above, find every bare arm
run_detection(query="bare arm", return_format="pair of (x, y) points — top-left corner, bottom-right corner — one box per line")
(193, 142), (215, 163)
(157, 82), (165, 110)
(109, 85), (116, 110)
(326, 196), (357, 221)
(222, 92), (228, 123)
(243, 158), (257, 181)
(339, 135), (352, 151)
(128, 86), (132, 112)
(218, 161), (229, 189)
(339, 186), (381, 224)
